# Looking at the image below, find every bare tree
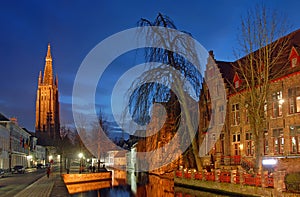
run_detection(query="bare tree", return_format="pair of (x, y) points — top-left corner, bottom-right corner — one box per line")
(86, 109), (118, 171)
(127, 13), (204, 171)
(56, 125), (74, 173)
(233, 5), (291, 172)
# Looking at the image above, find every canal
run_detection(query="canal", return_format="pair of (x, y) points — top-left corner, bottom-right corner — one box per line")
(70, 169), (231, 197)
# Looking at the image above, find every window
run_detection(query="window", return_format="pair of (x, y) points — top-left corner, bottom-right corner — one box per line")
(218, 105), (225, 124)
(233, 73), (241, 89)
(234, 144), (240, 156)
(232, 104), (240, 125)
(290, 126), (300, 154)
(264, 131), (269, 155)
(292, 57), (298, 67)
(232, 133), (240, 142)
(272, 91), (283, 118)
(245, 132), (254, 156)
(235, 80), (240, 88)
(273, 128), (284, 154)
(264, 101), (268, 118)
(288, 87), (300, 114)
(220, 133), (225, 154)
(245, 108), (250, 124)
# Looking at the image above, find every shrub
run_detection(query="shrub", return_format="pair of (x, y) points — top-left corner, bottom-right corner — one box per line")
(285, 172), (300, 193)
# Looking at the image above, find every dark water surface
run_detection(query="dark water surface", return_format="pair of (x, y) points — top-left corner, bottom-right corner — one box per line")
(70, 170), (230, 197)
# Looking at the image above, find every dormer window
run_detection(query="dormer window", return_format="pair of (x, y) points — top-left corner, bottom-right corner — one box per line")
(235, 80), (240, 89)
(292, 57), (298, 67)
(289, 46), (300, 68)
(233, 72), (241, 89)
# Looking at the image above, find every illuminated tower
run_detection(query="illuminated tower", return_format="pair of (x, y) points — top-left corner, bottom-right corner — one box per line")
(35, 44), (60, 145)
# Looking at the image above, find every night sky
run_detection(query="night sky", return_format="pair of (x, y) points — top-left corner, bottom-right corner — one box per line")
(1, 1), (300, 133)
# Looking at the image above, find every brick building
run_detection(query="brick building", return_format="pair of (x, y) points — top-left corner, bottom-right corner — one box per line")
(205, 29), (300, 171)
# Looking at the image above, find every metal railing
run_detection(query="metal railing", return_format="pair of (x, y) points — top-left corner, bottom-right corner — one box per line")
(175, 169), (274, 188)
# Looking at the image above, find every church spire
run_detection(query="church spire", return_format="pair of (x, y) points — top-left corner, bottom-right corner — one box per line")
(43, 43), (53, 85)
(38, 71), (42, 85)
(46, 43), (52, 60)
(35, 43), (60, 145)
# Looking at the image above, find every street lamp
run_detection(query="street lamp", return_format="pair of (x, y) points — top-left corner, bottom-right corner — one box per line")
(27, 155), (33, 168)
(49, 155), (53, 162)
(78, 153), (83, 173)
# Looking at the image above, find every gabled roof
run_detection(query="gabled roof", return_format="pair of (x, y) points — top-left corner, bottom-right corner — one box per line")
(0, 113), (9, 121)
(289, 45), (300, 59)
(294, 45), (300, 54)
(213, 28), (300, 90)
(22, 128), (36, 137)
(215, 60), (235, 87)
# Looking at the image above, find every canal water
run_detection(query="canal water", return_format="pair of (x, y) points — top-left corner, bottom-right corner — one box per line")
(70, 170), (230, 197)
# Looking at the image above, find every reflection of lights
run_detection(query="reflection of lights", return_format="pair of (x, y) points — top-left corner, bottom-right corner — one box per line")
(49, 155), (53, 161)
(87, 159), (90, 162)
(262, 158), (277, 165)
(57, 155), (61, 160)
(27, 155), (32, 160)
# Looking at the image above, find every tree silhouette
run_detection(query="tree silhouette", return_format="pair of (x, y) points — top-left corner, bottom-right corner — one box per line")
(127, 13), (205, 170)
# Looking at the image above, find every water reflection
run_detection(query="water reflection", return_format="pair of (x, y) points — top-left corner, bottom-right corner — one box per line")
(70, 169), (229, 197)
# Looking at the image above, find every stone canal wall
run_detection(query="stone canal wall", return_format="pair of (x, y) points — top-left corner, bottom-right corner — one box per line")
(174, 176), (300, 197)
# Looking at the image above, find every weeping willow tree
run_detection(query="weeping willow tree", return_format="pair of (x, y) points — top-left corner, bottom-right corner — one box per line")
(126, 13), (206, 171)
(233, 5), (291, 173)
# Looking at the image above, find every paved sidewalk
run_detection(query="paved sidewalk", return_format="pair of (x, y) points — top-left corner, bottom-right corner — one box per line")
(14, 172), (70, 197)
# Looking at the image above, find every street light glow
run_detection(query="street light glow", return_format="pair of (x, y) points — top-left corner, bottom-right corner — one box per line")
(78, 153), (83, 158)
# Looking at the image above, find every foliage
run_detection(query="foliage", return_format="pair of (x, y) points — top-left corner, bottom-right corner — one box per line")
(285, 172), (300, 192)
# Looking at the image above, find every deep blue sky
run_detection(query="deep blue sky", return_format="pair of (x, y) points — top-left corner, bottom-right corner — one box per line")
(1, 1), (300, 132)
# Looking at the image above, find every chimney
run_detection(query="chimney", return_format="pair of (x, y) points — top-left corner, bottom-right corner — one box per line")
(209, 50), (215, 60)
(10, 117), (18, 125)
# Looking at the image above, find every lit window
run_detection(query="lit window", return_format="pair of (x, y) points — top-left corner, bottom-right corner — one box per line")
(264, 131), (269, 155)
(292, 57), (298, 67)
(245, 132), (254, 156)
(235, 80), (240, 88)
(288, 87), (300, 114)
(290, 126), (300, 154)
(245, 108), (249, 123)
(273, 128), (284, 154)
(272, 91), (283, 118)
(264, 101), (268, 118)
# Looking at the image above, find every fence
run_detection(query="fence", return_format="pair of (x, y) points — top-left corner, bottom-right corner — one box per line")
(175, 169), (274, 188)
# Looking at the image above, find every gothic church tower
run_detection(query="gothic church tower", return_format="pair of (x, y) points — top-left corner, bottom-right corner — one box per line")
(35, 44), (60, 145)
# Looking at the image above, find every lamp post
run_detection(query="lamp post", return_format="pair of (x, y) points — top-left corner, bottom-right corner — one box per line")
(78, 153), (83, 173)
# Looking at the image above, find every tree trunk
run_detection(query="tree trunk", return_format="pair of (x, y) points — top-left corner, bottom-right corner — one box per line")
(174, 77), (203, 171)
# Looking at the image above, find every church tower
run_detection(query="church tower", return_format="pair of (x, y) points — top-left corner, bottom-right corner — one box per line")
(35, 44), (60, 145)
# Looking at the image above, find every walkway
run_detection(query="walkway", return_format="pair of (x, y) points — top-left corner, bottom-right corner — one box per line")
(14, 172), (70, 197)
